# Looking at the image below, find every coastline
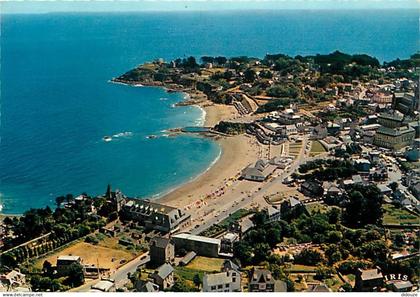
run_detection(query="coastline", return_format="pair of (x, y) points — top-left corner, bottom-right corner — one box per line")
(111, 78), (255, 212)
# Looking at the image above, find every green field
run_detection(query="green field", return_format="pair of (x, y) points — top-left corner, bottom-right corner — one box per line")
(175, 257), (224, 282)
(284, 264), (317, 273)
(324, 275), (346, 292)
(310, 141), (327, 157)
(186, 256), (224, 272)
(383, 204), (419, 226)
(289, 143), (302, 156)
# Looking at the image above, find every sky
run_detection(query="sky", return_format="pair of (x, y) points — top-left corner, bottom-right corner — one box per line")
(1, 0), (418, 14)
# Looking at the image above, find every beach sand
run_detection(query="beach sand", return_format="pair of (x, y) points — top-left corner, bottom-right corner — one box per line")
(156, 102), (269, 216)
(202, 102), (237, 127)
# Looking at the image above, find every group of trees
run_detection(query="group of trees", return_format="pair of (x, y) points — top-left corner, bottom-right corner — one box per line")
(297, 159), (357, 181)
(174, 56), (199, 71)
(256, 98), (292, 113)
(214, 121), (248, 135)
(1, 193), (112, 268)
(30, 261), (84, 292)
(312, 51), (380, 75)
(266, 84), (300, 99)
(200, 56), (228, 66)
(342, 185), (383, 228)
(232, 199), (393, 282)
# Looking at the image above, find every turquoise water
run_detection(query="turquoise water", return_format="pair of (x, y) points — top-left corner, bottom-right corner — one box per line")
(1, 10), (418, 213)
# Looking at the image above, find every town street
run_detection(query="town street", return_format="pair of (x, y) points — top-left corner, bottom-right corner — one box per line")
(190, 135), (312, 235)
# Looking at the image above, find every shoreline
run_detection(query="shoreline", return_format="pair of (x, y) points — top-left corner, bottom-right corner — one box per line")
(110, 79), (256, 212)
(110, 79), (249, 211)
(1, 80), (240, 217)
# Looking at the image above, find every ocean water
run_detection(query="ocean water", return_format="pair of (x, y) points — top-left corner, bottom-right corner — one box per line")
(0, 10), (418, 213)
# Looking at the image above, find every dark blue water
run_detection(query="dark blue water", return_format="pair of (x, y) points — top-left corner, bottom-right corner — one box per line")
(1, 10), (418, 213)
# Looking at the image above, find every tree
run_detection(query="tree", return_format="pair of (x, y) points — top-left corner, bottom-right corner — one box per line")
(233, 241), (253, 265)
(259, 70), (273, 79)
(55, 196), (66, 208)
(65, 263), (85, 287)
(43, 260), (53, 276)
(325, 245), (342, 265)
(252, 211), (268, 227)
(341, 283), (353, 292)
(358, 240), (388, 263)
(294, 249), (324, 266)
(0, 253), (17, 269)
(214, 56), (227, 65)
(254, 243), (270, 263)
(327, 208), (341, 224)
(315, 266), (335, 280)
(389, 182), (398, 192)
(193, 273), (201, 288)
(342, 185), (383, 228)
(243, 68), (256, 83)
(169, 277), (197, 292)
(267, 227), (282, 247)
(200, 56), (214, 64)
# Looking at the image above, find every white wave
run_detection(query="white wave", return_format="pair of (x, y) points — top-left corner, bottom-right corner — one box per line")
(113, 131), (133, 138)
(160, 97), (169, 101)
(194, 105), (206, 126)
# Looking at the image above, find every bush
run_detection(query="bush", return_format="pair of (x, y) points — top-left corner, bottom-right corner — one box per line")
(294, 249), (324, 266)
(85, 235), (99, 245)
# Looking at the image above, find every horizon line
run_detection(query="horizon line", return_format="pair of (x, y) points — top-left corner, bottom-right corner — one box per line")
(2, 7), (419, 15)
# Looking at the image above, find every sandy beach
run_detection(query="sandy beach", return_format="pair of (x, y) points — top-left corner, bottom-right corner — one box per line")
(156, 102), (271, 216)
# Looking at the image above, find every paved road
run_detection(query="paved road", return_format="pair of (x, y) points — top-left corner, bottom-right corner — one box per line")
(113, 253), (150, 282)
(190, 135), (314, 235)
(387, 161), (418, 205)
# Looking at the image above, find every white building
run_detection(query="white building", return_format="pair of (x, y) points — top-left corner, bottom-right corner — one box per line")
(202, 266), (241, 292)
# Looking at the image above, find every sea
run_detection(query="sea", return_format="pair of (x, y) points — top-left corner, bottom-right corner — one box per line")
(0, 9), (418, 214)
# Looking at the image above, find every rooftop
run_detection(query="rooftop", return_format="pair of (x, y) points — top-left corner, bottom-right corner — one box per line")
(204, 271), (232, 286)
(57, 255), (81, 262)
(91, 280), (114, 292)
(172, 233), (221, 245)
(359, 268), (383, 281)
(153, 263), (174, 279)
(376, 126), (415, 137)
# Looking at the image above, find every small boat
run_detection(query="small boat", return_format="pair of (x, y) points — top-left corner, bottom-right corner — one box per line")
(103, 136), (112, 142)
(147, 135), (157, 139)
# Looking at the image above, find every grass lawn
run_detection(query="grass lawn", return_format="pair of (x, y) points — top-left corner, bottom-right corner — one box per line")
(175, 267), (205, 282)
(219, 209), (252, 228)
(186, 256), (224, 272)
(383, 204), (419, 226)
(309, 141), (327, 157)
(325, 275), (345, 292)
(284, 264), (317, 273)
(347, 274), (355, 281)
(35, 241), (135, 270)
(175, 256), (224, 282)
(289, 143), (302, 155)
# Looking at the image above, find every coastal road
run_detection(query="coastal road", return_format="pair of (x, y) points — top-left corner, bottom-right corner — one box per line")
(190, 135), (313, 235)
